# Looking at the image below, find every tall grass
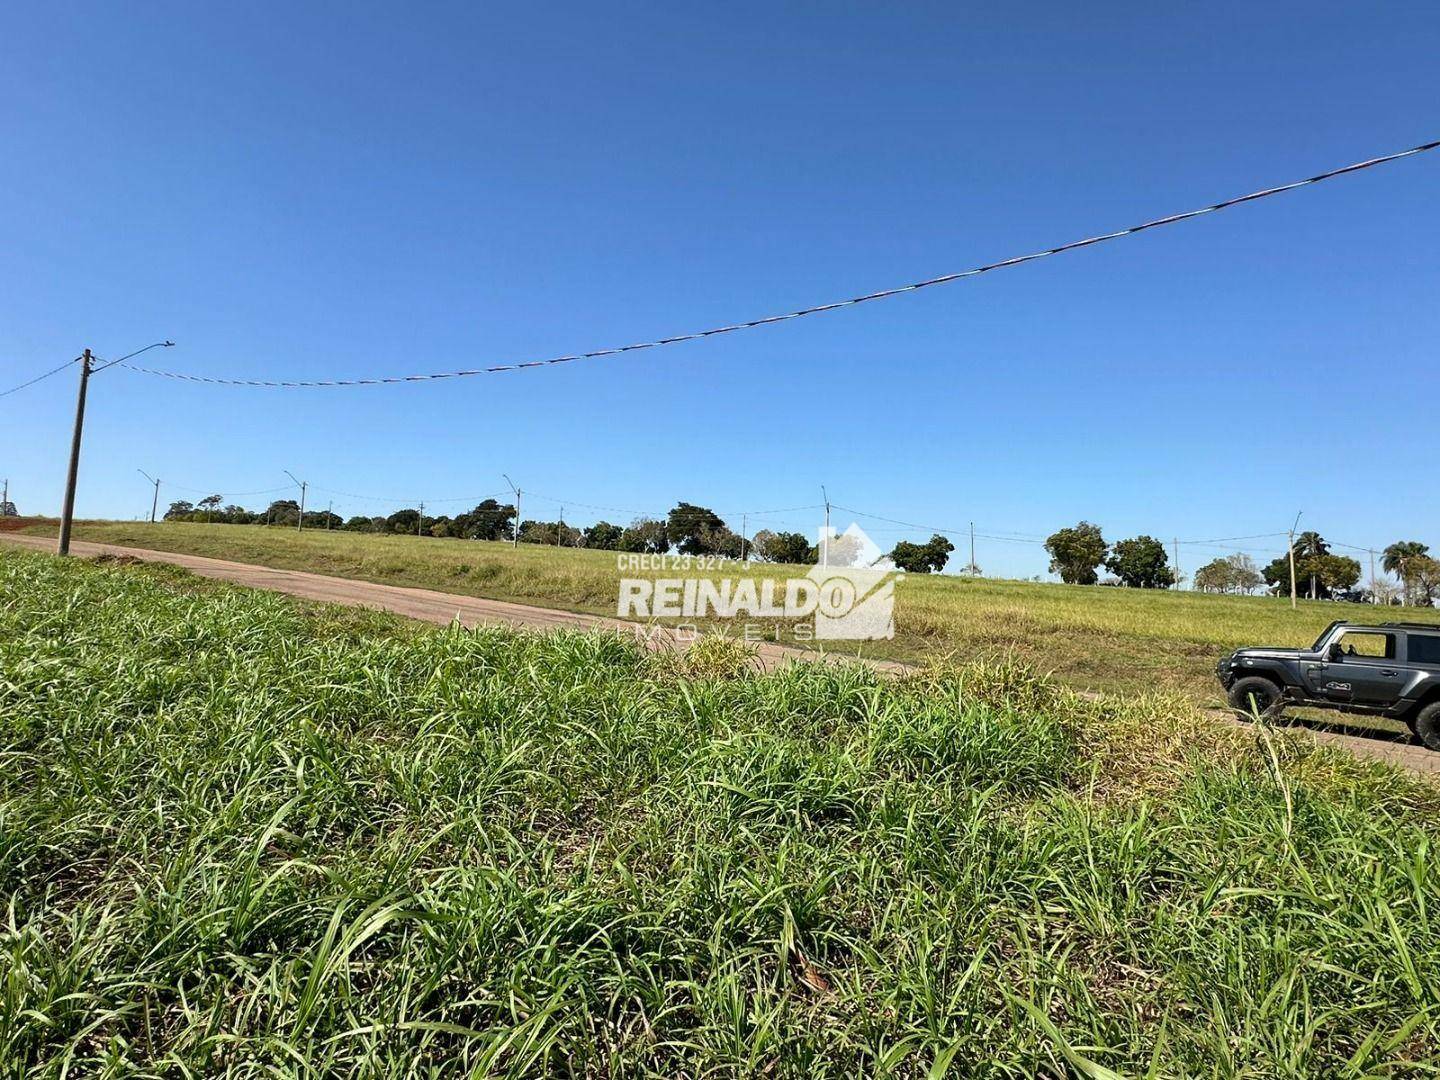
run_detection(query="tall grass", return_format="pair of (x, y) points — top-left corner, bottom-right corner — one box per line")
(2, 548), (1438, 1075)
(37, 521), (1440, 702)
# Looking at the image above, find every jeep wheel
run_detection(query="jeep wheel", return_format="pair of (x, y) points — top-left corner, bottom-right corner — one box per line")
(1228, 676), (1285, 721)
(1412, 702), (1440, 751)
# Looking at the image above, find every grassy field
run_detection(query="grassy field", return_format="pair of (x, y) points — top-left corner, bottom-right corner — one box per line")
(29, 520), (1440, 703)
(4, 546), (1439, 1074)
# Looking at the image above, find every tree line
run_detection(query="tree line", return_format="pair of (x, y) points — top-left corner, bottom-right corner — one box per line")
(1044, 520), (1437, 605)
(162, 497), (962, 572)
(161, 498), (1436, 601)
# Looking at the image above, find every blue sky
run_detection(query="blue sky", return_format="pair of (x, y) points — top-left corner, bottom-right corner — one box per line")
(2, 2), (1436, 579)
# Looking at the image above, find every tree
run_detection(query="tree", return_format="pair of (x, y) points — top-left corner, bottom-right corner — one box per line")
(343, 515), (376, 532)
(164, 500), (195, 521)
(889, 534), (954, 574)
(583, 521), (623, 550)
(1292, 531), (1332, 598)
(1406, 556), (1440, 606)
(454, 499), (516, 542)
(1105, 535), (1176, 589)
(666, 502), (729, 555)
(1045, 522), (1108, 585)
(1195, 553), (1263, 594)
(197, 494), (223, 522)
(264, 499), (300, 526)
(386, 508), (421, 535)
(751, 530), (815, 565)
(1383, 541), (1431, 605)
(1266, 549), (1360, 599)
(618, 518), (669, 554)
(0, 500), (16, 517)
(518, 520), (557, 544)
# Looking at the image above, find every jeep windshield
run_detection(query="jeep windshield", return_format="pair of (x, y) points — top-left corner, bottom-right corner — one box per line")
(1310, 621), (1344, 652)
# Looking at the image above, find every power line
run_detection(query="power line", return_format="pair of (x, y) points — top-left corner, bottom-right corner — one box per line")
(111, 138), (1437, 390)
(0, 355), (82, 398)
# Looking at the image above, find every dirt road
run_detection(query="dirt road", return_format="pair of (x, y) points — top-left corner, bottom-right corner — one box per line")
(4, 532), (1434, 775)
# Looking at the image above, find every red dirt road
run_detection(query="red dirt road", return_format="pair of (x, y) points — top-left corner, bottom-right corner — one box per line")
(4, 533), (1434, 775)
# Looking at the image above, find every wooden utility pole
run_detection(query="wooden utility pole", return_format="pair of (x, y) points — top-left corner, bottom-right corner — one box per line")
(56, 350), (93, 556)
(285, 471), (307, 531)
(1287, 511), (1302, 610)
(418, 501), (425, 538)
(1369, 548), (1377, 604)
(970, 522), (977, 576)
(1173, 537), (1181, 591)
(741, 513), (748, 561)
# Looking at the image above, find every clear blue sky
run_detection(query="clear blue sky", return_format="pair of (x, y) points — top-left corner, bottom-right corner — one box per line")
(3, 2), (1436, 579)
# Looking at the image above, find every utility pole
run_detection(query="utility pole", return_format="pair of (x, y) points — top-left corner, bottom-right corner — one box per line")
(50, 342), (173, 555)
(2, 477), (8, 517)
(557, 506), (564, 547)
(285, 471), (307, 532)
(1173, 537), (1181, 591)
(1369, 548), (1378, 604)
(327, 501), (333, 530)
(741, 513), (748, 561)
(1287, 511), (1302, 610)
(503, 475), (521, 547)
(970, 522), (977, 576)
(418, 501), (425, 539)
(138, 470), (161, 523)
(821, 486), (831, 568)
(56, 350), (93, 556)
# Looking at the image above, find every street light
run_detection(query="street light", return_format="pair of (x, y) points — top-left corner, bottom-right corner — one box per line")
(58, 342), (175, 555)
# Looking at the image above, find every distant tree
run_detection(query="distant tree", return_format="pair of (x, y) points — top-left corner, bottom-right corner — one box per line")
(1105, 535), (1176, 589)
(164, 500), (195, 521)
(302, 510), (343, 531)
(1407, 555), (1440, 606)
(264, 499), (300, 526)
(429, 518), (453, 538)
(618, 518), (669, 554)
(752, 530), (815, 565)
(1267, 549), (1360, 599)
(343, 515), (375, 532)
(1196, 553), (1263, 594)
(386, 508), (421, 535)
(220, 504), (255, 524)
(454, 499), (517, 542)
(666, 502), (728, 555)
(196, 494), (223, 522)
(518, 520), (557, 545)
(889, 534), (954, 574)
(0, 499), (16, 517)
(1045, 522), (1108, 585)
(1383, 541), (1431, 605)
(1193, 558), (1231, 593)
(821, 531), (864, 568)
(583, 521), (623, 550)
(1226, 553), (1263, 594)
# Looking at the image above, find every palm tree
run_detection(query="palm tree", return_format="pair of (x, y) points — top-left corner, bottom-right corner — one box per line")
(1383, 541), (1430, 605)
(1292, 531), (1330, 599)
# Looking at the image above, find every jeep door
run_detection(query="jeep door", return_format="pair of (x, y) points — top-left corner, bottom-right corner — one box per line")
(1313, 629), (1405, 706)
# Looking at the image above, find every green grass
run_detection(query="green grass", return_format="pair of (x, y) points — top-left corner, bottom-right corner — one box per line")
(4, 547), (1440, 1075)
(31, 520), (1440, 703)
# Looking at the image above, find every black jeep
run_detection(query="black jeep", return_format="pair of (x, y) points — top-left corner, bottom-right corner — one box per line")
(1217, 620), (1440, 749)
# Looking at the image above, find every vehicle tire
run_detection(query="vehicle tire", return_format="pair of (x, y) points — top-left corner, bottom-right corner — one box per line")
(1411, 702), (1440, 751)
(1228, 676), (1286, 721)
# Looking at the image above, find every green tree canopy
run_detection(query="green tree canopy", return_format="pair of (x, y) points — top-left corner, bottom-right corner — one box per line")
(890, 534), (954, 574)
(1104, 535), (1176, 589)
(1045, 522), (1108, 585)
